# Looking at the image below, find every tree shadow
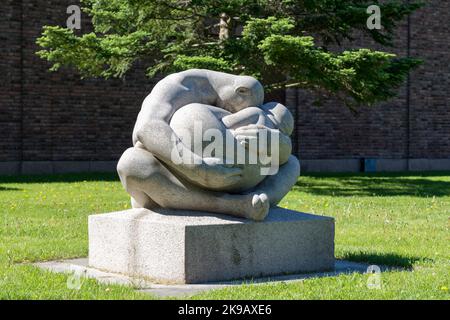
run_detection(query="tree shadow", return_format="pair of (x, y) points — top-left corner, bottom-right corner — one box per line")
(0, 186), (22, 191)
(0, 172), (119, 184)
(341, 251), (432, 269)
(295, 172), (450, 197)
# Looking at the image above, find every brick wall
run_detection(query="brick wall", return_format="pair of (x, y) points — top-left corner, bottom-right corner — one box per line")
(289, 0), (450, 171)
(1, 1), (449, 173)
(1, 1), (22, 162)
(1, 0), (156, 166)
(409, 0), (450, 159)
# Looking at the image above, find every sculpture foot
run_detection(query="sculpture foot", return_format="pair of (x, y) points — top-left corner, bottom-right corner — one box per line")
(246, 193), (270, 221)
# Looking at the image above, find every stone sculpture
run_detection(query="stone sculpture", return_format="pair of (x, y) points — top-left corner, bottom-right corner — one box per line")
(117, 69), (300, 221)
(90, 70), (334, 284)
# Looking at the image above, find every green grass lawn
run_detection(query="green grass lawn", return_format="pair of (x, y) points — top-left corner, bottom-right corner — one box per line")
(0, 172), (448, 299)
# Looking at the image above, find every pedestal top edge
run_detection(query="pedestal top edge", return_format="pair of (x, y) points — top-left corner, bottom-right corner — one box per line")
(88, 207), (334, 226)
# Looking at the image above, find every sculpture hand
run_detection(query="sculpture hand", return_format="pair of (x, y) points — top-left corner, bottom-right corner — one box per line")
(233, 124), (279, 154)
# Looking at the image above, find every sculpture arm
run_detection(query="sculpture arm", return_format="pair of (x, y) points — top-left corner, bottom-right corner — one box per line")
(221, 107), (267, 130)
(136, 118), (201, 169)
(135, 105), (243, 189)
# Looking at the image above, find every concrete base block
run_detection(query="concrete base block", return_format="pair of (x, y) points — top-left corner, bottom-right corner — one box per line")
(409, 158), (450, 171)
(301, 159), (361, 173)
(0, 160), (118, 175)
(2, 159), (450, 175)
(53, 161), (90, 174)
(35, 258), (379, 297)
(376, 159), (408, 172)
(21, 161), (54, 175)
(88, 207), (335, 284)
(89, 161), (117, 172)
(0, 161), (21, 175)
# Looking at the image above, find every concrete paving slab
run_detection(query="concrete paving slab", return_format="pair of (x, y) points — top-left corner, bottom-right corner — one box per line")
(33, 258), (388, 298)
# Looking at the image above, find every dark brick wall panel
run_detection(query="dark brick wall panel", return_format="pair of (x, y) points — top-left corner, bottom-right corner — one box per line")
(1, 1), (155, 162)
(0, 1), (22, 161)
(292, 0), (449, 160)
(0, 1), (449, 164)
(409, 1), (450, 158)
(294, 21), (409, 160)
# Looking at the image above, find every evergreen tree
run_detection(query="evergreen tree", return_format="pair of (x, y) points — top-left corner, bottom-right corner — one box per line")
(37, 0), (422, 109)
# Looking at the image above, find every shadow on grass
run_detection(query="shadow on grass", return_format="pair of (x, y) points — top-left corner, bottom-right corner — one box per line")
(0, 186), (22, 191)
(341, 251), (433, 268)
(0, 172), (119, 184)
(295, 172), (450, 197)
(1, 171), (450, 198)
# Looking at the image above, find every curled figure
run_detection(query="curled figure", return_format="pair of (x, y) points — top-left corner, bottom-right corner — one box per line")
(117, 69), (300, 221)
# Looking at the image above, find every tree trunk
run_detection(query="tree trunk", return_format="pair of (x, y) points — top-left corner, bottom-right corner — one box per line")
(219, 13), (230, 41)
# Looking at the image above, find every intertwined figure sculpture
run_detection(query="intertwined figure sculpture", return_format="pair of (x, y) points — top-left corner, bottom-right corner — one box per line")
(117, 69), (300, 221)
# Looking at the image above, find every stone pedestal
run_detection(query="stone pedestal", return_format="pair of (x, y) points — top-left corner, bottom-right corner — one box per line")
(88, 207), (334, 284)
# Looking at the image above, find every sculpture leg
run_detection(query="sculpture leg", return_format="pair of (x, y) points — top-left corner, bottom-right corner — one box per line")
(117, 147), (270, 221)
(252, 155), (300, 206)
(130, 190), (158, 209)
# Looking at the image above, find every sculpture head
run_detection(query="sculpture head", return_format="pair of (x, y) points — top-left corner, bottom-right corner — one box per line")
(215, 75), (264, 113)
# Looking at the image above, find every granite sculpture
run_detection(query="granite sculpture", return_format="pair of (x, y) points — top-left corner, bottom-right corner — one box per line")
(117, 69), (300, 221)
(89, 70), (335, 284)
